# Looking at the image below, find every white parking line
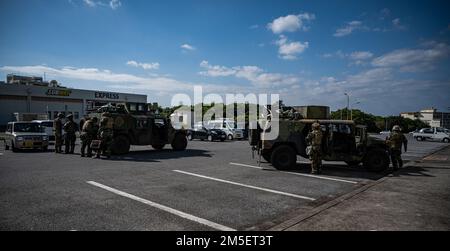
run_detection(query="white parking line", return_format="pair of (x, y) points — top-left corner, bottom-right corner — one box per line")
(87, 181), (236, 231)
(229, 162), (357, 184)
(173, 170), (315, 201)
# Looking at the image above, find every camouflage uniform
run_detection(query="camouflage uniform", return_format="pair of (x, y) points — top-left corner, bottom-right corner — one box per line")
(386, 125), (408, 170)
(80, 117), (98, 157)
(53, 113), (64, 153)
(96, 117), (113, 158)
(63, 114), (78, 154)
(306, 122), (323, 174)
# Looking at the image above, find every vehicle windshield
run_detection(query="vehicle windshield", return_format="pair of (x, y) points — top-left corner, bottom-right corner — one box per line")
(14, 123), (44, 133)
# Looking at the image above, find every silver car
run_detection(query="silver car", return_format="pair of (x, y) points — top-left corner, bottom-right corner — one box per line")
(4, 122), (49, 152)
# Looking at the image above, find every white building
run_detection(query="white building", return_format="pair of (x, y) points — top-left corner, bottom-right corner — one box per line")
(400, 107), (450, 129)
(0, 75), (147, 128)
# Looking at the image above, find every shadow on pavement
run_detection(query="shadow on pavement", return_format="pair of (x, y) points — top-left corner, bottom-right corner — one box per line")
(108, 149), (213, 162)
(258, 160), (386, 181)
(391, 165), (435, 177)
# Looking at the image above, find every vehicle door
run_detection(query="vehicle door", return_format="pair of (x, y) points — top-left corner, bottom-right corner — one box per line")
(435, 127), (446, 141)
(421, 128), (434, 140)
(135, 117), (152, 145)
(328, 123), (356, 159)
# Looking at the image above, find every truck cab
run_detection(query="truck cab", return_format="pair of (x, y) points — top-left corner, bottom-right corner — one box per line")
(249, 106), (390, 172)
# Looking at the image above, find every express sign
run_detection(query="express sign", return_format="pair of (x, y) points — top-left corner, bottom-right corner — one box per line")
(95, 92), (120, 100)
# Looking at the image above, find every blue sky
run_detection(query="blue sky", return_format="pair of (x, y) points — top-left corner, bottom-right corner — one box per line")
(1, 0), (449, 115)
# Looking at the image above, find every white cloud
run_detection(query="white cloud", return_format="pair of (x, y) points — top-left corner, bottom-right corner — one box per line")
(109, 0), (121, 10)
(334, 21), (364, 37)
(349, 51), (374, 60)
(83, 0), (97, 7)
(83, 0), (121, 10)
(267, 13), (315, 34)
(372, 41), (450, 72)
(126, 60), (160, 70)
(275, 35), (309, 60)
(181, 44), (196, 51)
(322, 50), (373, 65)
(199, 60), (298, 87)
(0, 65), (199, 94)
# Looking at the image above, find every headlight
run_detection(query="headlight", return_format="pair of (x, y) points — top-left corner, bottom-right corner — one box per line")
(16, 136), (24, 141)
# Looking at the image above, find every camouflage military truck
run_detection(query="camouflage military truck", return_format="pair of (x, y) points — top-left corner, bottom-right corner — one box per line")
(93, 102), (187, 155)
(249, 106), (390, 172)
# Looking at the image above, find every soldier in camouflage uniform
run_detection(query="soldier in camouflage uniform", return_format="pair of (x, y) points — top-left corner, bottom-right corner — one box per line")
(95, 117), (113, 158)
(63, 114), (78, 154)
(53, 113), (64, 153)
(306, 122), (323, 174)
(386, 125), (408, 171)
(80, 117), (98, 157)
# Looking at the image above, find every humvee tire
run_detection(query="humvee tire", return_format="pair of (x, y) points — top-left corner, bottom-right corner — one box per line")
(363, 149), (389, 172)
(112, 135), (131, 155)
(261, 150), (272, 162)
(152, 144), (165, 150)
(271, 145), (296, 170)
(171, 133), (187, 151)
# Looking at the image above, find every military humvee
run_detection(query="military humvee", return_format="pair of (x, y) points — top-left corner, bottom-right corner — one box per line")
(94, 102), (187, 155)
(248, 106), (390, 172)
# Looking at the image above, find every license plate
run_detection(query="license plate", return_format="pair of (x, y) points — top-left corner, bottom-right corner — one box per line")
(25, 141), (33, 148)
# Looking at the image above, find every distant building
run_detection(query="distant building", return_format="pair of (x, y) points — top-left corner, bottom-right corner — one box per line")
(0, 74), (147, 128)
(400, 107), (450, 129)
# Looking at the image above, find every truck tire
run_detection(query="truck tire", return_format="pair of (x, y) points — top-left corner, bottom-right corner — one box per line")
(12, 141), (18, 152)
(152, 144), (165, 150)
(271, 145), (296, 170)
(111, 135), (130, 155)
(171, 133), (187, 151)
(443, 138), (449, 143)
(416, 136), (423, 141)
(363, 149), (389, 172)
(248, 129), (260, 146)
(228, 134), (234, 140)
(261, 150), (272, 163)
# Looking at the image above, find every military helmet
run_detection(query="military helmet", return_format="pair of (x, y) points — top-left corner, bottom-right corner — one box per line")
(312, 122), (321, 130)
(66, 114), (74, 119)
(392, 125), (401, 132)
(57, 113), (64, 118)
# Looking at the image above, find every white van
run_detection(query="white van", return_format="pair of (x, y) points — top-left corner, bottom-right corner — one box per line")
(33, 120), (55, 142)
(206, 119), (244, 140)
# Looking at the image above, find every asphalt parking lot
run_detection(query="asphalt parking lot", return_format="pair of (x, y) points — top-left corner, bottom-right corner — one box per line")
(0, 134), (447, 230)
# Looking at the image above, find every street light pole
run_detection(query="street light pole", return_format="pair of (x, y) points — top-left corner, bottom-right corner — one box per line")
(344, 93), (349, 120)
(351, 101), (361, 121)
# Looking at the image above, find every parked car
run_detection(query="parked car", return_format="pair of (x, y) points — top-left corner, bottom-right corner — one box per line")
(187, 125), (227, 142)
(206, 119), (244, 140)
(4, 122), (49, 151)
(33, 120), (55, 142)
(379, 130), (391, 135)
(413, 127), (450, 143)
